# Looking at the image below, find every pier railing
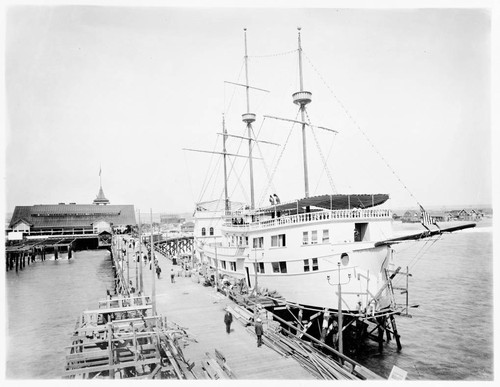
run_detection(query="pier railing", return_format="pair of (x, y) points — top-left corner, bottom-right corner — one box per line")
(224, 208), (392, 230)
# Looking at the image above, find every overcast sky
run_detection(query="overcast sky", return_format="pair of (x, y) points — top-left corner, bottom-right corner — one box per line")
(4, 3), (493, 215)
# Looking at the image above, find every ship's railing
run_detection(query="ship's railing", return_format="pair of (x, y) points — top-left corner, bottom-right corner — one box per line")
(224, 208), (392, 230)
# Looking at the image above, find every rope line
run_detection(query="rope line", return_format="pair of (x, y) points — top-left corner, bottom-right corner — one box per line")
(304, 108), (338, 194)
(250, 124), (277, 206)
(249, 48), (298, 58)
(303, 51), (421, 205)
(258, 110), (301, 206)
(197, 136), (221, 204)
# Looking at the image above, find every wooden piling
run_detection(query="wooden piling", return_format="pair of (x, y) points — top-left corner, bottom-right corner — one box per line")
(377, 317), (385, 353)
(389, 314), (402, 351)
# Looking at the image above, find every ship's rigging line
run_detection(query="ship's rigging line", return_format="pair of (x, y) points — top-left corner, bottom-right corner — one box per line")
(224, 59), (245, 118)
(196, 137), (221, 205)
(250, 120), (277, 198)
(303, 51), (424, 209)
(304, 108), (338, 195)
(249, 48), (298, 58)
(257, 110), (301, 208)
(391, 235), (442, 288)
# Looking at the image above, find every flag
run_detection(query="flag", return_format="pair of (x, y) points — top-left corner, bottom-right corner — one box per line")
(419, 204), (435, 226)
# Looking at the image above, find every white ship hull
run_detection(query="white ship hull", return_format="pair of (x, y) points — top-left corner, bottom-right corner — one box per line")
(194, 202), (397, 313)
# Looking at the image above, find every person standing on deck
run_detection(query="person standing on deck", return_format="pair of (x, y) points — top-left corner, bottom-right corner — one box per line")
(224, 310), (233, 334)
(255, 318), (264, 347)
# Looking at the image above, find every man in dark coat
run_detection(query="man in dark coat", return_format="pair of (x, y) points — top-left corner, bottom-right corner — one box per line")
(255, 318), (264, 347)
(224, 311), (233, 334)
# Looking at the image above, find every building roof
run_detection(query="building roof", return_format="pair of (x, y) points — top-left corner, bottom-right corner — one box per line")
(8, 204), (136, 229)
(93, 186), (110, 205)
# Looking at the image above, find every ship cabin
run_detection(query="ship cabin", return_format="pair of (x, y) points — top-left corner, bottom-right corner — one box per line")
(200, 194), (393, 282)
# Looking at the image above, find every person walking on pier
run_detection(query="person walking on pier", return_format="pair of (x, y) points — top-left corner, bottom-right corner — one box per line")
(224, 310), (233, 334)
(156, 265), (162, 279)
(255, 318), (264, 347)
(170, 268), (175, 283)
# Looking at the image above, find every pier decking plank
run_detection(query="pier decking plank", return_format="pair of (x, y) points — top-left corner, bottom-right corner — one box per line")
(136, 252), (316, 380)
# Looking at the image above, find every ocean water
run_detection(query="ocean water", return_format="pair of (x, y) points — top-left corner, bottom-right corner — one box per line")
(4, 220), (493, 380)
(5, 250), (115, 379)
(355, 219), (493, 380)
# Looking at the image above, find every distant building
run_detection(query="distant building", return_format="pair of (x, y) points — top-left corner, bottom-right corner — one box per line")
(7, 182), (135, 238)
(401, 210), (420, 223)
(447, 209), (483, 221)
(160, 214), (184, 225)
(181, 221), (195, 233)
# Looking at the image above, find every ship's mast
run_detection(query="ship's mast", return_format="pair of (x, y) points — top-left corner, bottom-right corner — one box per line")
(242, 28), (257, 209)
(293, 27), (313, 198)
(222, 114), (230, 211)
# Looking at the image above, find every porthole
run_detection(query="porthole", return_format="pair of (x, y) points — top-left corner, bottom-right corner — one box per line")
(341, 253), (349, 266)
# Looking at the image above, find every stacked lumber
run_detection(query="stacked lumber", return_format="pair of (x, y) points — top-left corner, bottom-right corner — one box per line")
(201, 350), (235, 379)
(245, 327), (361, 380)
(225, 305), (254, 326)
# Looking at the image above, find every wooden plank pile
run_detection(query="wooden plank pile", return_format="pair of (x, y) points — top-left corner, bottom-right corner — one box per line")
(225, 305), (254, 326)
(245, 326), (376, 380)
(65, 312), (198, 379)
(200, 349), (235, 380)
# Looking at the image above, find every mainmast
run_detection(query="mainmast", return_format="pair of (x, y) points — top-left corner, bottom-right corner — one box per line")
(222, 114), (230, 211)
(242, 28), (256, 210)
(293, 27), (313, 198)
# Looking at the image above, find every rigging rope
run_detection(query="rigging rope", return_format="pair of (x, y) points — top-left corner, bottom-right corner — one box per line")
(258, 110), (301, 206)
(303, 51), (422, 205)
(391, 234), (442, 288)
(197, 136), (221, 204)
(304, 108), (338, 194)
(250, 123), (277, 206)
(249, 48), (298, 58)
(224, 59), (245, 115)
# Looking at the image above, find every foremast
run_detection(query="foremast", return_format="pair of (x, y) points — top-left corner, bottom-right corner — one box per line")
(242, 28), (257, 210)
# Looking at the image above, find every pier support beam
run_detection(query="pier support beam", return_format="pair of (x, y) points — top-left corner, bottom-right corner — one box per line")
(389, 314), (402, 351)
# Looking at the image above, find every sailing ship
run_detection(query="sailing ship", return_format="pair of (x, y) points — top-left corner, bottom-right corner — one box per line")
(188, 28), (475, 351)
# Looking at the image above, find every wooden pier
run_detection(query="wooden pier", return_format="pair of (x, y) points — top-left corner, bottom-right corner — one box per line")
(143, 236), (382, 380)
(63, 234), (383, 380)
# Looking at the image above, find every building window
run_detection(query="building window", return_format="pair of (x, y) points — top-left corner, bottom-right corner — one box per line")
(322, 229), (329, 243)
(209, 227), (214, 236)
(201, 227), (206, 236)
(221, 261), (226, 269)
(303, 259), (310, 272)
(302, 231), (309, 245)
(245, 237), (249, 246)
(312, 258), (319, 271)
(253, 237), (264, 248)
(271, 261), (287, 273)
(230, 262), (236, 271)
(271, 234), (286, 247)
(254, 262), (265, 273)
(311, 230), (318, 244)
